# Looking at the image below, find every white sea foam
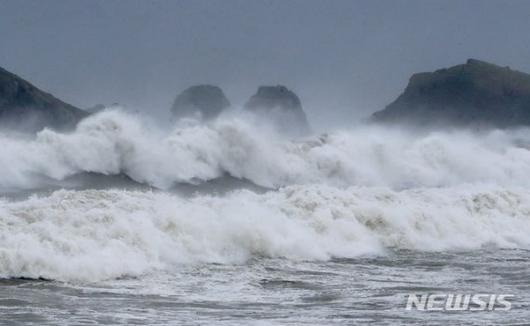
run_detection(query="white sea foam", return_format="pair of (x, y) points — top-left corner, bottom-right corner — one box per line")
(1, 185), (530, 282)
(1, 110), (530, 190)
(2, 110), (530, 282)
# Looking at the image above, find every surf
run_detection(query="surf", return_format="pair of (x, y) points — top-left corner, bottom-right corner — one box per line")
(1, 184), (529, 282)
(2, 109), (530, 191)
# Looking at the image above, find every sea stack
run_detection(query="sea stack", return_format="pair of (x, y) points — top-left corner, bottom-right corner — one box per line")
(0, 66), (88, 132)
(371, 59), (530, 128)
(244, 85), (310, 135)
(171, 85), (230, 121)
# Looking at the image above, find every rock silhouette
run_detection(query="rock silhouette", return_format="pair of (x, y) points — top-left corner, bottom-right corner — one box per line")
(0, 66), (88, 132)
(372, 59), (530, 128)
(244, 85), (310, 135)
(171, 85), (230, 121)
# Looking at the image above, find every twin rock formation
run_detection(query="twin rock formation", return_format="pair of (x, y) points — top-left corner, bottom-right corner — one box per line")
(171, 84), (310, 135)
(3, 58), (530, 133)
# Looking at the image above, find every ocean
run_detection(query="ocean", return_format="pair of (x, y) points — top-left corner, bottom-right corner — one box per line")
(1, 110), (530, 325)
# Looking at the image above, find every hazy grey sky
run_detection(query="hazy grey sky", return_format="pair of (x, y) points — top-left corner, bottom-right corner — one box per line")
(1, 0), (530, 127)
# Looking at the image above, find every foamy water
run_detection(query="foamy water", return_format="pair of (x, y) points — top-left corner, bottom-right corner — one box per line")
(2, 110), (530, 190)
(1, 184), (530, 282)
(1, 110), (530, 325)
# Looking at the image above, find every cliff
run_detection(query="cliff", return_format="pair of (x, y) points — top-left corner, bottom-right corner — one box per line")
(371, 59), (530, 128)
(0, 66), (88, 132)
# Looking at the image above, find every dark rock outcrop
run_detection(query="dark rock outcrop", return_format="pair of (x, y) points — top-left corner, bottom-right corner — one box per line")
(171, 85), (230, 121)
(0, 66), (88, 132)
(244, 85), (310, 135)
(371, 59), (530, 128)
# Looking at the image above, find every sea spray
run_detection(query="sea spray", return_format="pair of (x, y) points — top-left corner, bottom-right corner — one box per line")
(2, 110), (530, 190)
(1, 184), (529, 282)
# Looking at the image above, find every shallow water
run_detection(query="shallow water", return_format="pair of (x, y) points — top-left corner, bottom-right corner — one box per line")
(1, 249), (529, 325)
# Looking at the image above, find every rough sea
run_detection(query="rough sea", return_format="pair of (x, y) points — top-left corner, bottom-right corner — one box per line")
(1, 110), (530, 325)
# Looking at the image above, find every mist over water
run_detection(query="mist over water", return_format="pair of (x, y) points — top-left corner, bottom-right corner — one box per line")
(3, 1), (530, 324)
(1, 109), (530, 282)
(1, 109), (530, 325)
(2, 109), (530, 191)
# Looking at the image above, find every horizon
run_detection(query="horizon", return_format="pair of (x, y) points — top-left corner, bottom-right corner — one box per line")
(2, 0), (530, 129)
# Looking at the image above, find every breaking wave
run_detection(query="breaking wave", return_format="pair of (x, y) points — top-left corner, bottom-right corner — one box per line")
(2, 110), (530, 282)
(1, 110), (530, 190)
(1, 185), (530, 282)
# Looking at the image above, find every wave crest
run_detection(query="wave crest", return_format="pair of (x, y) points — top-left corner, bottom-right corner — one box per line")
(2, 110), (530, 190)
(1, 185), (529, 281)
